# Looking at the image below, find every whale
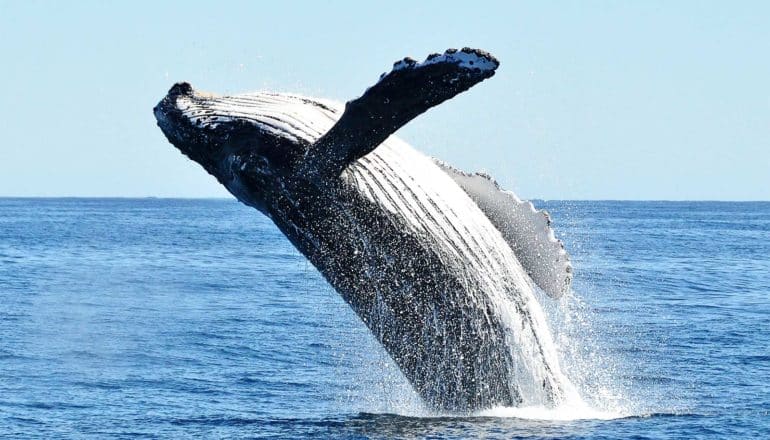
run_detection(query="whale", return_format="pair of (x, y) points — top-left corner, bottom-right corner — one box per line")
(154, 48), (574, 412)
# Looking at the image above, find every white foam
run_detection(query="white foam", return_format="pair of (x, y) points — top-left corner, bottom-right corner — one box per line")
(475, 402), (626, 421)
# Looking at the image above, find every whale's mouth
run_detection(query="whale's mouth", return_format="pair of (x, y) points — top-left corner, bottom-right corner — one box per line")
(153, 82), (315, 183)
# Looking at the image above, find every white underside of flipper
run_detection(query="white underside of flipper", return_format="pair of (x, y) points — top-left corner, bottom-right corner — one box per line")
(434, 161), (572, 298)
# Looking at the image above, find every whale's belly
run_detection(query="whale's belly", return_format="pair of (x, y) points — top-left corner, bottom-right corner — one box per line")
(337, 137), (567, 410)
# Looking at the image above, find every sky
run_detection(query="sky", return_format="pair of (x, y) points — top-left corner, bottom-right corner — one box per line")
(1, 1), (768, 200)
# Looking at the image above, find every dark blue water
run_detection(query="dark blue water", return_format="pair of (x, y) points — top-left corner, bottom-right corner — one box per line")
(1, 199), (768, 438)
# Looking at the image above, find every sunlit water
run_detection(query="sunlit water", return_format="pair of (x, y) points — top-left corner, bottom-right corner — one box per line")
(1, 199), (769, 438)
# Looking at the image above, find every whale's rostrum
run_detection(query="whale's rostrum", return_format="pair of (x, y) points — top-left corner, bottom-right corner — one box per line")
(154, 48), (575, 413)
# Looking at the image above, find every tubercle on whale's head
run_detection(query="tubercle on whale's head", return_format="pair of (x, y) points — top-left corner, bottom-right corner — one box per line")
(154, 83), (208, 164)
(153, 82), (303, 211)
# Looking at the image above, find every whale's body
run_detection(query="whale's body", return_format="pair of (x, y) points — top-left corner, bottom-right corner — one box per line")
(154, 49), (573, 412)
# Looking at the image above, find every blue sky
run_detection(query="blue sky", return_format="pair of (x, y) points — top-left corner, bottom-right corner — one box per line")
(1, 1), (767, 200)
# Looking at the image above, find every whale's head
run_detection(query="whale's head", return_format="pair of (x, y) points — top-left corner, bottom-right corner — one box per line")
(154, 82), (336, 212)
(155, 48), (501, 213)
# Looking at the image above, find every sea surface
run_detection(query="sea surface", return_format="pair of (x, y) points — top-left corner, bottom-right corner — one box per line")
(1, 198), (768, 439)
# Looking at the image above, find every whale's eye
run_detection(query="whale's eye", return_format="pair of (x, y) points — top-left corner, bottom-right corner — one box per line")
(254, 156), (270, 173)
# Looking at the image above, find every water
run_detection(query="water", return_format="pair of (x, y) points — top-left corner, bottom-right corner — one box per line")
(1, 198), (768, 438)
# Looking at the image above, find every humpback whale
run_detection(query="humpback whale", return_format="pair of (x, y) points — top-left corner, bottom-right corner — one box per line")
(154, 48), (573, 413)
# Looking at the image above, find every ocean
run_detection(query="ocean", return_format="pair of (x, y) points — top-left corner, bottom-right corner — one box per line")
(1, 198), (768, 438)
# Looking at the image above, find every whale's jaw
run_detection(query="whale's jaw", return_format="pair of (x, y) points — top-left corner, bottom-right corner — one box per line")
(153, 83), (322, 213)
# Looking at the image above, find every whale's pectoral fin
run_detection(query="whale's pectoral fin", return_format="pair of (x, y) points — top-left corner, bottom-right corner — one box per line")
(435, 160), (573, 298)
(303, 48), (499, 178)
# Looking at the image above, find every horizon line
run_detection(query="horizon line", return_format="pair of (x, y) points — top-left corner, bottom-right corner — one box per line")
(1, 196), (768, 203)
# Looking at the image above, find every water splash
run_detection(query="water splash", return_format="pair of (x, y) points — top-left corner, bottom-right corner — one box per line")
(340, 281), (635, 421)
(530, 286), (634, 419)
(475, 402), (623, 421)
